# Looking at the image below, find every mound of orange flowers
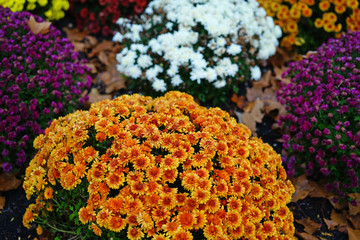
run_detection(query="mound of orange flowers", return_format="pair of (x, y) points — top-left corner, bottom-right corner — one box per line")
(23, 91), (295, 239)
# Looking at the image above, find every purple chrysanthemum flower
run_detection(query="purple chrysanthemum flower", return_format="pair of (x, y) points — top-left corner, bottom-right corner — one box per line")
(0, 6), (92, 172)
(277, 31), (360, 201)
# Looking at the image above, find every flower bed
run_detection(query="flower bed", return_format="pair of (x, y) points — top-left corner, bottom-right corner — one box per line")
(69, 0), (150, 35)
(23, 91), (295, 239)
(277, 31), (360, 202)
(0, 6), (91, 173)
(113, 0), (282, 106)
(0, 0), (69, 20)
(257, 0), (360, 53)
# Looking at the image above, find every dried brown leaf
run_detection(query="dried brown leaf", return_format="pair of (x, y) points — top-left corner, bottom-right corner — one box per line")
(85, 63), (97, 74)
(88, 41), (113, 58)
(291, 174), (314, 202)
(26, 16), (51, 35)
(100, 72), (112, 86)
(329, 196), (348, 210)
(246, 86), (262, 102)
(73, 42), (85, 52)
(348, 227), (360, 240)
(84, 35), (98, 48)
(252, 70), (271, 88)
(268, 47), (297, 68)
(348, 214), (360, 229)
(323, 218), (339, 231)
(0, 173), (22, 191)
(231, 94), (247, 109)
(242, 100), (264, 122)
(105, 81), (126, 94)
(348, 193), (360, 215)
(308, 180), (331, 199)
(86, 88), (112, 106)
(274, 66), (290, 84)
(0, 196), (5, 210)
(63, 27), (89, 42)
(297, 231), (319, 240)
(296, 219), (321, 235)
(98, 51), (110, 66)
(241, 112), (257, 136)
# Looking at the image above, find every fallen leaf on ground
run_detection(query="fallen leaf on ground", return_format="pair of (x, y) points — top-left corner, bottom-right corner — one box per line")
(0, 196), (5, 210)
(0, 173), (22, 191)
(348, 214), (360, 229)
(347, 227), (360, 240)
(274, 66), (290, 84)
(100, 72), (113, 86)
(241, 100), (264, 136)
(73, 42), (86, 52)
(231, 94), (247, 109)
(84, 35), (98, 48)
(348, 193), (360, 215)
(98, 51), (110, 66)
(86, 88), (112, 106)
(252, 70), (272, 88)
(63, 27), (89, 42)
(291, 174), (314, 202)
(296, 218), (321, 235)
(329, 196), (348, 210)
(323, 218), (339, 231)
(308, 180), (331, 199)
(246, 86), (262, 102)
(105, 81), (126, 94)
(88, 41), (113, 58)
(296, 231), (319, 240)
(268, 47), (297, 68)
(85, 63), (97, 74)
(330, 209), (348, 226)
(27, 15), (51, 35)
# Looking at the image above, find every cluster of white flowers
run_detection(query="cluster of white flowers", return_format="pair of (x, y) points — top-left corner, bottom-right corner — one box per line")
(113, 0), (281, 93)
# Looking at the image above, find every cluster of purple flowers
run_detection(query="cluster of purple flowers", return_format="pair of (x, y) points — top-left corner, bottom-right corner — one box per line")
(277, 31), (360, 201)
(0, 6), (92, 173)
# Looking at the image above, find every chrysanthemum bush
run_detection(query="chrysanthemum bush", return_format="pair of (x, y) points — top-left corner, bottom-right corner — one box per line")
(0, 7), (91, 173)
(69, 0), (150, 36)
(113, 0), (282, 106)
(0, 0), (69, 20)
(23, 91), (295, 239)
(257, 0), (360, 53)
(277, 31), (360, 203)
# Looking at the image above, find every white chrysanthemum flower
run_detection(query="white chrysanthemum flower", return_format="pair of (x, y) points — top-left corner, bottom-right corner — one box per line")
(152, 79), (167, 92)
(171, 75), (183, 86)
(251, 65), (262, 80)
(214, 80), (226, 88)
(227, 43), (242, 55)
(137, 55), (152, 69)
(128, 66), (142, 79)
(112, 32), (124, 42)
(146, 65), (163, 80)
(114, 0), (280, 101)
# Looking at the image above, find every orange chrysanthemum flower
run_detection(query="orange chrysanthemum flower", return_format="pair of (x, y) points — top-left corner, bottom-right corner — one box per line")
(23, 92), (295, 239)
(127, 227), (144, 240)
(173, 230), (193, 240)
(107, 215), (126, 232)
(44, 187), (53, 200)
(78, 206), (94, 224)
(91, 223), (102, 236)
(204, 224), (223, 239)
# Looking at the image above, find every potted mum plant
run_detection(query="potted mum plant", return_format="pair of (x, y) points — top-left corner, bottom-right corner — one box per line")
(278, 31), (360, 204)
(113, 0), (282, 106)
(23, 91), (295, 239)
(0, 6), (91, 173)
(258, 0), (360, 53)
